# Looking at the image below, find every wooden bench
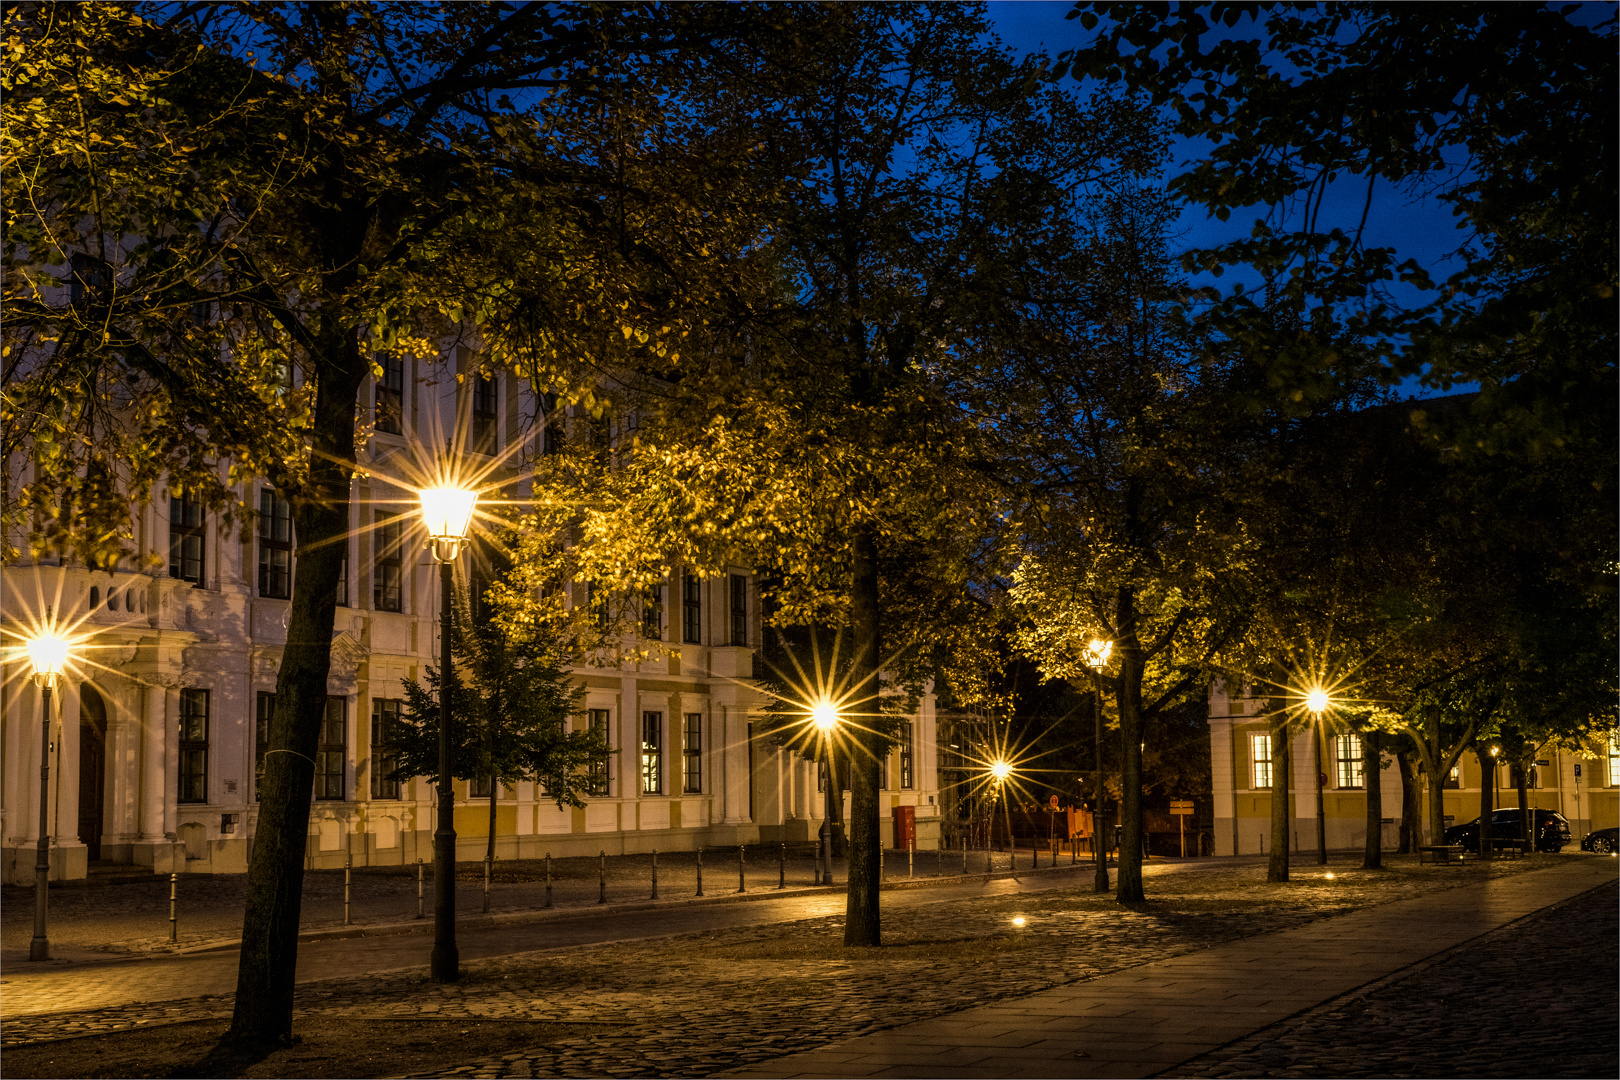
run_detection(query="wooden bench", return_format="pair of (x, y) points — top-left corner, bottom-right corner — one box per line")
(1419, 844), (1466, 864)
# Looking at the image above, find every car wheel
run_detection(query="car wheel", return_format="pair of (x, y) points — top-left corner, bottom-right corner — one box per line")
(1593, 836), (1614, 854)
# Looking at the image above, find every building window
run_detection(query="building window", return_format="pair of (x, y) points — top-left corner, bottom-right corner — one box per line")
(334, 552), (348, 607)
(178, 689), (209, 803)
(255, 691), (275, 799)
(370, 698), (403, 799)
(1334, 735), (1364, 789)
(588, 708), (611, 796)
(471, 374), (498, 454)
(683, 712), (703, 794)
(258, 489), (292, 599)
(899, 722), (914, 789)
(641, 583), (663, 640)
(1445, 764), (1461, 789)
(1250, 732), (1273, 789)
(169, 493), (205, 584)
(376, 355), (404, 435)
(471, 773), (494, 799)
(641, 711), (663, 795)
(587, 582), (609, 633)
(538, 391), (560, 456)
(682, 572), (702, 644)
(729, 574), (747, 646)
(315, 697), (346, 800)
(374, 512), (403, 612)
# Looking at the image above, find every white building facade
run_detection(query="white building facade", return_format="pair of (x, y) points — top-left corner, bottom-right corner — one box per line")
(2, 358), (941, 883)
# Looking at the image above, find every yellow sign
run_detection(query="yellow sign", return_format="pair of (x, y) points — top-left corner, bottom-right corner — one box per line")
(1170, 800), (1194, 815)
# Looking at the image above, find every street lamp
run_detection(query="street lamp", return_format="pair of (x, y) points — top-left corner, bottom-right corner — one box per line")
(417, 483), (477, 983)
(1084, 639), (1112, 893)
(26, 628), (71, 961)
(1305, 687), (1332, 866)
(811, 699), (839, 886)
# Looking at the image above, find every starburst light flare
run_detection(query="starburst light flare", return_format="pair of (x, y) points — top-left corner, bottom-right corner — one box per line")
(1305, 687), (1330, 716)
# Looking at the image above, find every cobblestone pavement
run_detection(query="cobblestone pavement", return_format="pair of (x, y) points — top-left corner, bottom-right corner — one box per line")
(2, 844), (1039, 960)
(1168, 876), (1619, 1079)
(1, 852), (1577, 1080)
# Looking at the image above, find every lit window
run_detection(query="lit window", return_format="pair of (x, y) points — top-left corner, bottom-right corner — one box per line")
(169, 493), (205, 584)
(588, 708), (611, 796)
(899, 723), (914, 789)
(370, 699), (403, 800)
(257, 490), (292, 599)
(1251, 732), (1273, 789)
(1607, 739), (1619, 787)
(1445, 764), (1461, 789)
(178, 689), (209, 803)
(315, 697), (346, 800)
(683, 712), (703, 793)
(1334, 735), (1364, 789)
(641, 711), (663, 795)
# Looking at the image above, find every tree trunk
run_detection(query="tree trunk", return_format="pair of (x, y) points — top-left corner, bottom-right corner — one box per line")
(229, 331), (365, 1046)
(843, 523), (882, 947)
(1514, 761), (1531, 853)
(1268, 713), (1291, 882)
(1395, 748), (1421, 852)
(1425, 712), (1447, 847)
(1112, 587), (1146, 904)
(486, 780), (497, 865)
(1362, 729), (1382, 869)
(1476, 743), (1496, 857)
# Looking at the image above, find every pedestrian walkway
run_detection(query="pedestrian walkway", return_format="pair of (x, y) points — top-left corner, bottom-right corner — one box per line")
(731, 858), (1617, 1079)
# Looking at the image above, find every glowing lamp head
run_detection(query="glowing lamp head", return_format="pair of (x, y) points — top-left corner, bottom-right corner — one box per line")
(1084, 638), (1113, 671)
(417, 485), (478, 561)
(1489, 745), (1499, 758)
(990, 759), (1012, 782)
(810, 700), (839, 733)
(27, 631), (71, 689)
(1305, 688), (1330, 715)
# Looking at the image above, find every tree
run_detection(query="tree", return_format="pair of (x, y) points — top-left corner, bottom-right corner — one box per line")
(497, 2), (1159, 941)
(3, 1), (754, 1045)
(392, 591), (599, 860)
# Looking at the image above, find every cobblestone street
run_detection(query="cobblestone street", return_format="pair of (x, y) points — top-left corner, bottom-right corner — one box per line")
(1169, 876), (1618, 1079)
(6, 853), (1610, 1080)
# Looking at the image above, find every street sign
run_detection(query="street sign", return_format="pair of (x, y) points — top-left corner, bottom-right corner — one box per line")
(1048, 795), (1060, 810)
(1170, 800), (1194, 815)
(1535, 759), (1550, 767)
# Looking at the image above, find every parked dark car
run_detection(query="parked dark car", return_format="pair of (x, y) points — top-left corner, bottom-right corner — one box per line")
(1443, 808), (1571, 853)
(1580, 827), (1617, 854)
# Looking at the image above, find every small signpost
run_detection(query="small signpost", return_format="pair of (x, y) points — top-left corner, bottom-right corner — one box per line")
(1170, 800), (1194, 858)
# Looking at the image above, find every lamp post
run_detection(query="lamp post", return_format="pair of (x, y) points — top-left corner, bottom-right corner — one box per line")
(1306, 688), (1330, 866)
(989, 759), (1012, 864)
(812, 700), (839, 886)
(417, 483), (478, 984)
(1085, 639), (1112, 893)
(26, 629), (70, 961)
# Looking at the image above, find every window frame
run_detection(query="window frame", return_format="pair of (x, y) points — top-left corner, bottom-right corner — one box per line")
(682, 712), (703, 794)
(1334, 734), (1364, 789)
(641, 710), (663, 795)
(588, 708), (612, 796)
(1250, 731), (1273, 790)
(314, 696), (347, 801)
(471, 374), (498, 454)
(373, 511), (404, 613)
(254, 691), (275, 800)
(1607, 739), (1619, 787)
(642, 582), (664, 641)
(899, 722), (914, 789)
(728, 573), (748, 646)
(257, 489), (292, 599)
(375, 355), (404, 435)
(682, 571), (702, 644)
(370, 698), (403, 800)
(178, 688), (209, 804)
(169, 492), (205, 584)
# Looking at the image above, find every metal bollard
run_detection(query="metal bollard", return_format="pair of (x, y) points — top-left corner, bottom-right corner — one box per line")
(483, 855), (492, 914)
(880, 845), (885, 882)
(544, 853), (553, 909)
(651, 849), (659, 900)
(696, 846), (704, 897)
(169, 873), (178, 943)
(344, 856), (352, 926)
(416, 858), (424, 919)
(962, 844), (968, 875)
(1071, 836), (1077, 864)
(909, 838), (914, 878)
(777, 843), (786, 889)
(738, 844), (746, 893)
(598, 850), (607, 904)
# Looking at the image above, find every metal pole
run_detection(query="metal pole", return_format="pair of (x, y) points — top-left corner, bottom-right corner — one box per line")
(482, 855), (491, 914)
(416, 858), (424, 919)
(1314, 720), (1328, 865)
(1094, 679), (1110, 893)
(168, 873), (178, 944)
(908, 837), (914, 879)
(777, 843), (785, 889)
(820, 745), (836, 887)
(544, 853), (553, 908)
(598, 850), (606, 904)
(30, 682), (53, 961)
(344, 855), (352, 926)
(431, 557), (459, 982)
(737, 844), (746, 893)
(651, 849), (659, 900)
(696, 846), (704, 896)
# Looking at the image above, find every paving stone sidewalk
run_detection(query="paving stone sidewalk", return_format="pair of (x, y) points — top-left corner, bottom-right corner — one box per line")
(1169, 876), (1619, 1080)
(3, 852), (1589, 1080)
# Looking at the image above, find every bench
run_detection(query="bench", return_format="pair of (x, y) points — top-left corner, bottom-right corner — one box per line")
(1419, 844), (1466, 864)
